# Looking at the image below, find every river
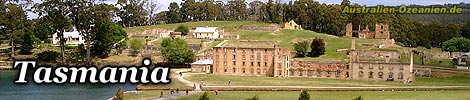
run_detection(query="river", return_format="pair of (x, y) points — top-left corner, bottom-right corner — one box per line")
(0, 70), (138, 100)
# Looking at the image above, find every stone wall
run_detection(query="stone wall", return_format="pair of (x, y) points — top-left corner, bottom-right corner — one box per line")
(289, 60), (350, 79)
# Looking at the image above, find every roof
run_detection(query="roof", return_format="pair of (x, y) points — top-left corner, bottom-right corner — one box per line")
(63, 27), (80, 38)
(194, 27), (217, 33)
(191, 59), (213, 65)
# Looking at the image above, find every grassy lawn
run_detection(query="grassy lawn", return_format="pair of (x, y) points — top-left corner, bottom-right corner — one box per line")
(138, 69), (191, 90)
(186, 73), (470, 87)
(123, 21), (273, 34)
(170, 91), (470, 100)
(124, 90), (170, 100)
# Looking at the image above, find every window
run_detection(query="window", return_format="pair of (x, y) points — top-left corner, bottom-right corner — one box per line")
(257, 68), (261, 74)
(359, 71), (364, 78)
(398, 72), (403, 79)
(242, 68), (246, 73)
(336, 71), (341, 77)
(368, 72), (373, 78)
(257, 62), (261, 67)
(233, 55), (236, 59)
(233, 61), (236, 66)
(264, 62), (267, 67)
(299, 70), (303, 76)
(242, 62), (245, 66)
(378, 72), (383, 79)
(224, 61), (227, 66)
(251, 68), (254, 74)
(224, 68), (227, 72)
(317, 70), (322, 77)
(242, 55), (245, 60)
(388, 72), (394, 79)
(232, 68), (236, 73)
(326, 71), (331, 77)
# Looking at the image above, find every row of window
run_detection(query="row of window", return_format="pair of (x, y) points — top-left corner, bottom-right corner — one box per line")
(358, 71), (404, 79)
(358, 64), (404, 70)
(221, 67), (267, 75)
(290, 70), (343, 77)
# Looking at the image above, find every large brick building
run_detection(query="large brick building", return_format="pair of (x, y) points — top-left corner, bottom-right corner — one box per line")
(212, 40), (291, 77)
(202, 39), (414, 82)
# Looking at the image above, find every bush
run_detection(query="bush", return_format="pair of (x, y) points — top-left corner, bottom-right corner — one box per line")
(309, 38), (325, 57)
(245, 95), (259, 100)
(129, 38), (144, 54)
(294, 41), (309, 57)
(175, 25), (189, 36)
(113, 87), (125, 100)
(36, 50), (60, 62)
(298, 90), (310, 100)
(199, 92), (209, 100)
(352, 96), (363, 100)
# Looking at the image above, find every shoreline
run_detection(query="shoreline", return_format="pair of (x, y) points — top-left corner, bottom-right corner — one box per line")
(0, 66), (12, 70)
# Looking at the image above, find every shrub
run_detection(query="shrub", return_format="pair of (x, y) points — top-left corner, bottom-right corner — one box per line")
(199, 92), (209, 100)
(36, 50), (60, 62)
(294, 41), (309, 57)
(353, 96), (363, 100)
(309, 38), (325, 57)
(113, 87), (125, 100)
(298, 90), (310, 100)
(175, 25), (189, 36)
(246, 95), (259, 100)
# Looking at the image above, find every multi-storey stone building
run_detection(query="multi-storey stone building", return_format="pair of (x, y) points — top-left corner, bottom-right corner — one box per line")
(212, 40), (291, 77)
(203, 39), (414, 82)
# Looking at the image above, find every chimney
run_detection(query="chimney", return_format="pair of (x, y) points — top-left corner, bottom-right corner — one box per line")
(410, 50), (413, 73)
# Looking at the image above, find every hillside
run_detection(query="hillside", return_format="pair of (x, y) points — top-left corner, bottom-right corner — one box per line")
(124, 21), (385, 62)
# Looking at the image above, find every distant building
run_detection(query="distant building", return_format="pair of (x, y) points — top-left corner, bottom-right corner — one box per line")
(457, 53), (469, 66)
(52, 27), (84, 45)
(284, 20), (303, 30)
(193, 27), (223, 39)
(345, 23), (390, 39)
(191, 59), (213, 73)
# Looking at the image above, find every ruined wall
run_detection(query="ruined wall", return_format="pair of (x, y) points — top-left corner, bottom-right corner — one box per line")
(289, 60), (350, 79)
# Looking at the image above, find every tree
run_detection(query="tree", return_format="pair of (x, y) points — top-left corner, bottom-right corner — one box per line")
(129, 38), (144, 55)
(161, 38), (195, 65)
(167, 2), (181, 23)
(114, 87), (124, 100)
(309, 38), (325, 57)
(2, 3), (28, 60)
(117, 0), (147, 27)
(352, 96), (363, 100)
(199, 92), (209, 100)
(144, 0), (159, 25)
(35, 0), (72, 64)
(91, 19), (115, 58)
(462, 20), (470, 39)
(294, 41), (309, 57)
(69, 0), (96, 66)
(245, 95), (259, 100)
(441, 37), (470, 52)
(298, 90), (310, 100)
(19, 31), (34, 55)
(36, 50), (60, 62)
(175, 25), (189, 36)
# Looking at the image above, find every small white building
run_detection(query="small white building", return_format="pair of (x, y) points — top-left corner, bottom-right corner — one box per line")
(52, 27), (84, 45)
(191, 59), (213, 73)
(193, 27), (223, 39)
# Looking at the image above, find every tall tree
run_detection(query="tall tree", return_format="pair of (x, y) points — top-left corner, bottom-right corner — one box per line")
(161, 38), (195, 65)
(144, 0), (159, 25)
(461, 20), (470, 39)
(167, 2), (181, 23)
(35, 0), (72, 64)
(294, 41), (309, 57)
(69, 0), (96, 66)
(117, 0), (147, 27)
(2, 3), (28, 60)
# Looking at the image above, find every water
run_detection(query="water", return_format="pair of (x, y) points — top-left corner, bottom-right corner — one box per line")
(0, 70), (138, 100)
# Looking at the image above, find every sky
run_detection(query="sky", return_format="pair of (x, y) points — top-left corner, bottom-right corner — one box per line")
(27, 0), (470, 19)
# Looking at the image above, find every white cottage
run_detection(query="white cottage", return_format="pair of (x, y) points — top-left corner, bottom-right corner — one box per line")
(193, 27), (222, 39)
(52, 27), (84, 45)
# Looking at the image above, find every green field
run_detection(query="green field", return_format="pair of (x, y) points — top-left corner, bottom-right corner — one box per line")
(138, 69), (191, 90)
(169, 91), (470, 100)
(186, 73), (470, 87)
